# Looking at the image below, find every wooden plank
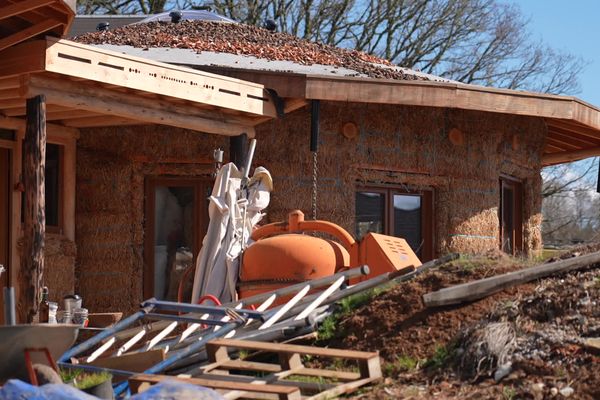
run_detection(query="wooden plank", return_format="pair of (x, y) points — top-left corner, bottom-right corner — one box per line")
(548, 129), (600, 147)
(0, 40), (46, 77)
(546, 118), (600, 141)
(0, 19), (62, 53)
(423, 251), (600, 307)
(207, 339), (379, 361)
(0, 0), (55, 20)
(542, 146), (600, 165)
(26, 74), (257, 136)
(61, 115), (143, 128)
(0, 89), (19, 101)
(0, 77), (21, 90)
(0, 114), (79, 138)
(129, 374), (302, 399)
(44, 38), (277, 117)
(20, 94), (46, 323)
(45, 109), (100, 121)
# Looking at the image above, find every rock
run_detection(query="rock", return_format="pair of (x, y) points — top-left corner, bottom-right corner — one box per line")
(531, 382), (545, 393)
(550, 387), (558, 396)
(560, 386), (574, 397)
(494, 362), (512, 382)
(584, 337), (600, 350)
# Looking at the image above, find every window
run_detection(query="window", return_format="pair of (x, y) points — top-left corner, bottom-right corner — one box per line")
(21, 142), (63, 232)
(356, 186), (434, 261)
(144, 177), (212, 301)
(499, 177), (523, 255)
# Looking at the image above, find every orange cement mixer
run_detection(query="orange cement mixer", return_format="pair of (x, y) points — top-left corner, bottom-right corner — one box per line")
(238, 210), (421, 299)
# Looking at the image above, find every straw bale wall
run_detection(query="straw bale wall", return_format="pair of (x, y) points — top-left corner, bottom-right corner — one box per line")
(253, 102), (545, 257)
(76, 125), (227, 313)
(74, 102), (546, 313)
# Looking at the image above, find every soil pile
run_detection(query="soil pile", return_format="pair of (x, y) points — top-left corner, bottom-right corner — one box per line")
(326, 248), (600, 399)
(73, 20), (428, 81)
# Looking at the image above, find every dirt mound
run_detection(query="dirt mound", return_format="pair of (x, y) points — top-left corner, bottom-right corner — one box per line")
(325, 253), (600, 399)
(73, 20), (428, 81)
(332, 255), (528, 361)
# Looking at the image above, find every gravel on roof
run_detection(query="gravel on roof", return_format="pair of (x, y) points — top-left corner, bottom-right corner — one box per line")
(73, 20), (429, 81)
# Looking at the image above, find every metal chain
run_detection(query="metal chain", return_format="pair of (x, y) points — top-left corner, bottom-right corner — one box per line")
(312, 150), (318, 220)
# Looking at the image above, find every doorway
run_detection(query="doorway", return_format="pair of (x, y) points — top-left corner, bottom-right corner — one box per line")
(144, 177), (212, 301)
(0, 148), (11, 324)
(500, 177), (523, 255)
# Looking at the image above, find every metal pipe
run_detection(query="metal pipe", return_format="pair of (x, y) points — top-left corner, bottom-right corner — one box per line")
(310, 100), (320, 152)
(3, 287), (16, 325)
(237, 265), (369, 307)
(59, 310), (147, 362)
(144, 313), (229, 326)
(141, 298), (264, 320)
(243, 138), (257, 179)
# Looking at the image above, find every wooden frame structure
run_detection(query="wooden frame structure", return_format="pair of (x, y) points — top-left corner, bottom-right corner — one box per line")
(215, 69), (600, 166)
(0, 7), (284, 320)
(0, 37), (277, 136)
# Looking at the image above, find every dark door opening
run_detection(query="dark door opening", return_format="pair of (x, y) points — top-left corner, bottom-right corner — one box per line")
(500, 178), (523, 255)
(0, 148), (11, 324)
(144, 177), (212, 301)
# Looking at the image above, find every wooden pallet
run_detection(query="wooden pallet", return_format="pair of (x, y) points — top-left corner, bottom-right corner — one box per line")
(129, 338), (382, 400)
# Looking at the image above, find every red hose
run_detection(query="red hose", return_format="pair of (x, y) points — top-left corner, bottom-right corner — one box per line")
(197, 294), (221, 306)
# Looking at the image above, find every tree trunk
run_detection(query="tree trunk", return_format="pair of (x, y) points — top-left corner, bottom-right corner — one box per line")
(20, 95), (46, 323)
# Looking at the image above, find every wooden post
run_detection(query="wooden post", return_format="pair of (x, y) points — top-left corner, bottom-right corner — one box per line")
(20, 95), (46, 323)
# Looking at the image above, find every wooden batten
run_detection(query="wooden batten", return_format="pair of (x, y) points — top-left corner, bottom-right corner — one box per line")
(0, 19), (62, 52)
(21, 95), (46, 323)
(542, 146), (600, 166)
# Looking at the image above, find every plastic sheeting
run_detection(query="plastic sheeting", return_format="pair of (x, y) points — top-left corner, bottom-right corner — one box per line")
(0, 379), (224, 400)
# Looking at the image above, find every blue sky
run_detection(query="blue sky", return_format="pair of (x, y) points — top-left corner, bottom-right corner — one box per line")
(515, 0), (600, 106)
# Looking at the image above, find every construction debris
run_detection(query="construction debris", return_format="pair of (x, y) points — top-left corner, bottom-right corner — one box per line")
(73, 20), (429, 81)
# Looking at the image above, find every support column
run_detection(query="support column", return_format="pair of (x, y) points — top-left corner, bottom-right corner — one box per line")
(229, 133), (248, 170)
(20, 95), (46, 323)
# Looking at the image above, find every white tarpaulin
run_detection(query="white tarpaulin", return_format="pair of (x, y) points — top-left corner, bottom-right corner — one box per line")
(190, 163), (272, 304)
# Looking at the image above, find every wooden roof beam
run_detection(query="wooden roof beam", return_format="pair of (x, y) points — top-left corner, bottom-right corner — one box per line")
(0, 0), (55, 20)
(61, 115), (143, 128)
(25, 75), (255, 136)
(0, 19), (62, 52)
(543, 146), (600, 166)
(0, 114), (79, 138)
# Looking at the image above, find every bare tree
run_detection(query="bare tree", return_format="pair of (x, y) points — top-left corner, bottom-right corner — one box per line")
(77, 0), (587, 94)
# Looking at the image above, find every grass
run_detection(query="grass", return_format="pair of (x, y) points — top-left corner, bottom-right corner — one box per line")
(502, 385), (517, 400)
(59, 369), (112, 390)
(383, 355), (420, 376)
(317, 285), (391, 341)
(422, 343), (455, 370)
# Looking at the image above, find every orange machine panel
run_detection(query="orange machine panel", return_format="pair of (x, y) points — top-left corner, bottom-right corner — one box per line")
(358, 233), (421, 280)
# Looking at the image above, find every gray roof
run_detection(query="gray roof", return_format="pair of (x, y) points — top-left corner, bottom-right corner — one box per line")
(90, 44), (453, 82)
(68, 15), (145, 38)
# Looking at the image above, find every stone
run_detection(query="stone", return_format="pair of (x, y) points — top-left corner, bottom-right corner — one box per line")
(559, 386), (574, 397)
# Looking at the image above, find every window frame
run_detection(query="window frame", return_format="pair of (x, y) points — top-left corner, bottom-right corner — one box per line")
(143, 176), (212, 301)
(356, 184), (434, 261)
(499, 176), (523, 255)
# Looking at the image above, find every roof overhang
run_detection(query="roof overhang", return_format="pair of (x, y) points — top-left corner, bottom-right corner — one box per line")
(0, 0), (75, 52)
(209, 68), (600, 166)
(0, 37), (279, 136)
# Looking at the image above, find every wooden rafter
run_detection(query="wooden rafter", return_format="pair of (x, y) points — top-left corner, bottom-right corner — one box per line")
(0, 19), (61, 52)
(0, 0), (55, 20)
(543, 146), (600, 166)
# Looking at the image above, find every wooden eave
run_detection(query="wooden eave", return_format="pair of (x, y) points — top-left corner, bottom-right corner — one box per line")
(0, 37), (278, 136)
(0, 0), (75, 52)
(212, 68), (600, 166)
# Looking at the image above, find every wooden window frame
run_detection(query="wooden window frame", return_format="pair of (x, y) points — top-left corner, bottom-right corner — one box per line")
(499, 176), (523, 255)
(143, 176), (211, 300)
(356, 184), (435, 261)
